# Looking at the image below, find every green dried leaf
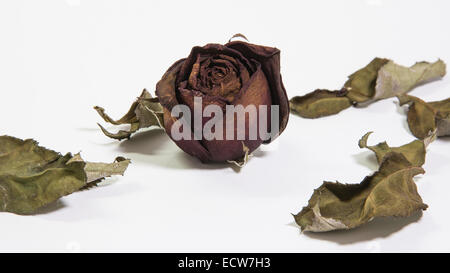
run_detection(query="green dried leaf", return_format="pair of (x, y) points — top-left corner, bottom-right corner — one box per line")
(398, 94), (450, 139)
(358, 132), (427, 167)
(289, 89), (352, 118)
(94, 89), (164, 140)
(227, 142), (251, 168)
(293, 152), (427, 232)
(344, 58), (390, 104)
(345, 58), (446, 106)
(0, 136), (130, 215)
(290, 58), (445, 119)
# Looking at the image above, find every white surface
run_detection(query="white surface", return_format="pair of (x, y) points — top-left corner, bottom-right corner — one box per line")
(0, 0), (449, 252)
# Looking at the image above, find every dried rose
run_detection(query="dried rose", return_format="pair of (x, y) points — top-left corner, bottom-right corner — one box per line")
(155, 41), (290, 163)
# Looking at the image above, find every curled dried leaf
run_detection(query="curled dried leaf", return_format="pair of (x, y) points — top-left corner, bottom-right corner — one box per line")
(398, 94), (450, 139)
(289, 89), (352, 118)
(358, 132), (427, 167)
(290, 58), (445, 119)
(346, 58), (446, 106)
(294, 152), (427, 232)
(344, 58), (390, 104)
(94, 89), (164, 140)
(228, 33), (249, 43)
(227, 142), (251, 168)
(67, 153), (131, 188)
(0, 135), (130, 215)
(430, 98), (450, 137)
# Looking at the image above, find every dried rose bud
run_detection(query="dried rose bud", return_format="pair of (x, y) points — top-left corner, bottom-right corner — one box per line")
(155, 41), (289, 163)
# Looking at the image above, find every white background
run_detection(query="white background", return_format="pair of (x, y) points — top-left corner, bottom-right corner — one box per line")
(0, 0), (449, 252)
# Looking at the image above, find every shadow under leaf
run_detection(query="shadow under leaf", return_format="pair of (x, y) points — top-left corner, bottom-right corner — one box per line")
(352, 151), (379, 171)
(296, 211), (423, 245)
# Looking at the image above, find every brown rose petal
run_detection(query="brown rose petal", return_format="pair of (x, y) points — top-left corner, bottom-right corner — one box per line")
(200, 65), (272, 162)
(198, 57), (241, 102)
(225, 41), (289, 140)
(157, 61), (213, 162)
(186, 51), (252, 104)
(155, 58), (186, 112)
(177, 44), (256, 87)
(217, 54), (251, 86)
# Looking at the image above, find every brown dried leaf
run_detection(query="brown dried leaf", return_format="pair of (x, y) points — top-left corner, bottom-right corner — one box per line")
(228, 33), (249, 43)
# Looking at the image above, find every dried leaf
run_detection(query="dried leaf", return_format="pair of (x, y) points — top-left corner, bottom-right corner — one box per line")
(290, 58), (445, 119)
(94, 89), (164, 140)
(429, 98), (450, 137)
(435, 114), (450, 137)
(344, 58), (390, 104)
(0, 135), (130, 215)
(228, 33), (249, 43)
(289, 89), (352, 118)
(345, 58), (446, 106)
(67, 153), (131, 187)
(358, 132), (427, 167)
(294, 152), (427, 232)
(398, 94), (450, 139)
(227, 142), (251, 168)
